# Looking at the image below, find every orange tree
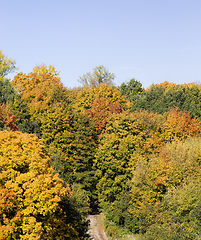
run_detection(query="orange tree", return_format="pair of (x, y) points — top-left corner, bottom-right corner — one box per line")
(0, 103), (18, 131)
(160, 107), (201, 142)
(0, 131), (83, 239)
(74, 83), (130, 137)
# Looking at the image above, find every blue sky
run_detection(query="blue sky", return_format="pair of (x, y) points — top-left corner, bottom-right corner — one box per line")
(1, 0), (201, 89)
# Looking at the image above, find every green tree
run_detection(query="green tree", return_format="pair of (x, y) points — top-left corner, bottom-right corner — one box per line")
(78, 65), (115, 88)
(0, 50), (19, 104)
(51, 109), (98, 199)
(118, 78), (144, 103)
(0, 50), (17, 81)
(93, 111), (159, 218)
(0, 78), (19, 104)
(130, 82), (201, 121)
(131, 84), (167, 114)
(140, 179), (201, 239)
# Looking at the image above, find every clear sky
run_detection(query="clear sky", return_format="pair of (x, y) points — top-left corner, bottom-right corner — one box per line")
(1, 0), (201, 89)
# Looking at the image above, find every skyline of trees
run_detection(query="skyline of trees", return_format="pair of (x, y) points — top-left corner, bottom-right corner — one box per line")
(0, 49), (201, 239)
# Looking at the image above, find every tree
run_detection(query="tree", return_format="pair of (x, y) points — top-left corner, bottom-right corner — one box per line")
(94, 108), (201, 235)
(75, 83), (129, 112)
(0, 50), (19, 105)
(131, 84), (167, 114)
(130, 138), (201, 237)
(74, 83), (130, 139)
(0, 50), (17, 81)
(78, 65), (115, 88)
(0, 130), (85, 239)
(86, 97), (123, 137)
(12, 70), (99, 202)
(0, 103), (18, 131)
(118, 78), (144, 103)
(50, 109), (98, 199)
(11, 71), (71, 136)
(33, 63), (60, 77)
(93, 111), (160, 219)
(130, 81), (201, 121)
(0, 78), (19, 105)
(161, 107), (201, 142)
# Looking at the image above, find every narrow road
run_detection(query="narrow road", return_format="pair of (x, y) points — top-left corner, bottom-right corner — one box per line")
(87, 214), (108, 240)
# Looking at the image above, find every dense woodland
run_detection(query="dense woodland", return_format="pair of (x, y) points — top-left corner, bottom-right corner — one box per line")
(0, 49), (201, 239)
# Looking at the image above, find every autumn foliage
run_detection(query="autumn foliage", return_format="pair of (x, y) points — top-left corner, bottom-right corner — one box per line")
(86, 97), (123, 136)
(1, 51), (201, 239)
(0, 131), (80, 239)
(0, 104), (18, 131)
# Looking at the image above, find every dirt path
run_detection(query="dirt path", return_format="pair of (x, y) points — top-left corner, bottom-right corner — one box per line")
(87, 214), (108, 240)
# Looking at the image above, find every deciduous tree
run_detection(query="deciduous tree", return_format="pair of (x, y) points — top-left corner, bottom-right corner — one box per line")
(0, 131), (82, 239)
(0, 50), (17, 81)
(78, 65), (115, 88)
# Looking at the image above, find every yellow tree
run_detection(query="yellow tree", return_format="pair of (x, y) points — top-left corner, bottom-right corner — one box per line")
(33, 64), (60, 78)
(11, 71), (71, 141)
(0, 131), (80, 239)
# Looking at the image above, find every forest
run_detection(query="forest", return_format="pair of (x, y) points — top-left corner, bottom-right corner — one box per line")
(0, 49), (201, 240)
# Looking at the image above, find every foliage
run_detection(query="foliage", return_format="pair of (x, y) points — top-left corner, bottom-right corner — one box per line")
(50, 110), (98, 199)
(74, 83), (130, 138)
(75, 83), (129, 111)
(128, 81), (201, 121)
(0, 50), (20, 130)
(0, 78), (19, 104)
(94, 110), (162, 221)
(12, 70), (99, 201)
(0, 188), (22, 239)
(0, 103), (18, 131)
(62, 183), (90, 238)
(12, 72), (68, 117)
(130, 138), (201, 236)
(0, 130), (83, 239)
(140, 178), (201, 239)
(86, 97), (123, 137)
(0, 50), (17, 81)
(95, 108), (201, 235)
(2, 50), (201, 238)
(160, 107), (201, 142)
(118, 79), (145, 103)
(78, 65), (115, 88)
(11, 71), (71, 137)
(10, 98), (40, 135)
(33, 63), (60, 77)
